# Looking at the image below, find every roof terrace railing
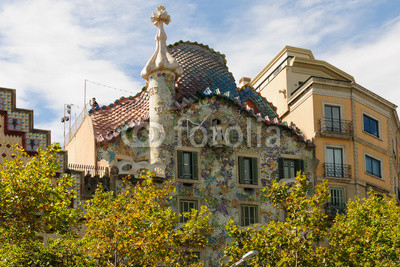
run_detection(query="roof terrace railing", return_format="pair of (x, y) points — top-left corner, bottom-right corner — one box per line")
(68, 163), (108, 177)
(65, 105), (88, 146)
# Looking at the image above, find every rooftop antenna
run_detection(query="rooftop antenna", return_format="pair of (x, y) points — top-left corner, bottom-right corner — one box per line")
(84, 79), (87, 108)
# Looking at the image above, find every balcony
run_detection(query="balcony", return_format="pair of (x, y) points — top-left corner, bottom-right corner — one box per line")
(319, 118), (353, 136)
(323, 163), (352, 179)
(324, 202), (347, 219)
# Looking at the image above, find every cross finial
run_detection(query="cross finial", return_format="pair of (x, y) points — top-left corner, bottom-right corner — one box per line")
(151, 6), (170, 27)
(141, 6), (182, 81)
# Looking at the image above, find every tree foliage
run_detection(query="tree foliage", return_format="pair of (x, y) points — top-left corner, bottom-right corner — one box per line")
(83, 173), (213, 266)
(0, 145), (89, 266)
(223, 173), (330, 266)
(329, 191), (400, 266)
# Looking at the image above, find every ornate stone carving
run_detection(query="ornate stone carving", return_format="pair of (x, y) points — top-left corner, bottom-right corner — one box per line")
(148, 86), (158, 96)
(141, 6), (182, 81)
(113, 158), (166, 178)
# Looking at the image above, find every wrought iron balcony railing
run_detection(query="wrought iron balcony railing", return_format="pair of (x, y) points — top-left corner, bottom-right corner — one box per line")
(324, 202), (347, 219)
(323, 163), (352, 179)
(319, 118), (353, 135)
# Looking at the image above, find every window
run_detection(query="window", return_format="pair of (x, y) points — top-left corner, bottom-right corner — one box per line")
(241, 204), (259, 226)
(212, 119), (224, 142)
(326, 188), (346, 217)
(330, 188), (345, 206)
(212, 119), (221, 126)
(278, 158), (304, 179)
(325, 105), (341, 132)
(325, 147), (344, 177)
(179, 199), (198, 223)
(177, 151), (198, 180)
(238, 157), (258, 185)
(365, 155), (382, 178)
(363, 114), (379, 138)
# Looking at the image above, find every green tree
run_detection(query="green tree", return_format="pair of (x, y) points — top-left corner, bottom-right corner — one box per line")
(83, 172), (213, 266)
(223, 173), (330, 266)
(0, 145), (91, 266)
(329, 191), (400, 266)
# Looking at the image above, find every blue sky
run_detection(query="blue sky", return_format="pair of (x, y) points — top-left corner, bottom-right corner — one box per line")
(0, 0), (399, 144)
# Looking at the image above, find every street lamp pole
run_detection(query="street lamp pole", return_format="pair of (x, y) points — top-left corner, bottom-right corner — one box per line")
(230, 250), (259, 267)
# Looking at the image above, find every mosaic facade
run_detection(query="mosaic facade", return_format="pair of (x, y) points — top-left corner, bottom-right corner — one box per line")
(0, 88), (50, 161)
(94, 95), (315, 265)
(66, 6), (317, 266)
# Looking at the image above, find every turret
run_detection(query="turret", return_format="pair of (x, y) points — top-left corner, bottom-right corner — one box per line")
(141, 6), (182, 173)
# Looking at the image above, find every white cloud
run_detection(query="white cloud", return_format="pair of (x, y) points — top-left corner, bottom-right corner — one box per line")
(0, 0), (398, 145)
(217, 0), (373, 80)
(0, 0), (153, 143)
(324, 17), (400, 107)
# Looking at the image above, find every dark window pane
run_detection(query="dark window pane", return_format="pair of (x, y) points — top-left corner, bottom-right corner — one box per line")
(183, 152), (192, 178)
(180, 200), (198, 223)
(364, 115), (379, 137)
(243, 158), (252, 184)
(239, 157), (257, 184)
(241, 205), (258, 226)
(365, 155), (382, 178)
(325, 105), (341, 132)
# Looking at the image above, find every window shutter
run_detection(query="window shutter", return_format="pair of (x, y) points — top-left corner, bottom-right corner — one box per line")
(191, 152), (198, 180)
(177, 150), (183, 178)
(238, 156), (245, 184)
(295, 159), (304, 176)
(278, 158), (284, 180)
(251, 157), (258, 185)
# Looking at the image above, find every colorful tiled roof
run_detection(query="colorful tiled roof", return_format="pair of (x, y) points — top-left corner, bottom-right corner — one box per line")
(238, 86), (279, 119)
(168, 42), (279, 119)
(90, 90), (149, 142)
(90, 42), (282, 142)
(168, 41), (237, 101)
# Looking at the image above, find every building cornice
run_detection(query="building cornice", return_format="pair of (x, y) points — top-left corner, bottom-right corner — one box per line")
(291, 57), (354, 82)
(288, 77), (397, 117)
(251, 46), (315, 86)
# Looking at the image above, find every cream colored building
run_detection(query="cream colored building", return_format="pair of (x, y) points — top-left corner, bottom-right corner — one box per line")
(249, 46), (400, 217)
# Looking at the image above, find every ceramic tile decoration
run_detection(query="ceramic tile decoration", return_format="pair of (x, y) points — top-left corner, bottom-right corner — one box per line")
(0, 88), (51, 161)
(67, 6), (317, 265)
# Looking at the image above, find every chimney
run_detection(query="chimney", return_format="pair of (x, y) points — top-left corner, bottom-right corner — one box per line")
(239, 77), (251, 87)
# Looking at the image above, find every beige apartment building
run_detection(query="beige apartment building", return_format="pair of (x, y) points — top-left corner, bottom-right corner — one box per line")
(248, 46), (400, 217)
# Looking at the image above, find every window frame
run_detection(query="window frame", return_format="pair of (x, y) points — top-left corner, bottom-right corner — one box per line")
(178, 197), (199, 223)
(322, 101), (345, 132)
(324, 104), (342, 132)
(240, 203), (260, 227)
(278, 156), (304, 180)
(329, 187), (346, 205)
(236, 153), (260, 189)
(364, 153), (383, 179)
(176, 147), (201, 184)
(362, 113), (381, 139)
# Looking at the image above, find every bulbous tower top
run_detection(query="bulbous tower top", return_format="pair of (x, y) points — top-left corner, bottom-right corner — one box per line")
(141, 6), (183, 81)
